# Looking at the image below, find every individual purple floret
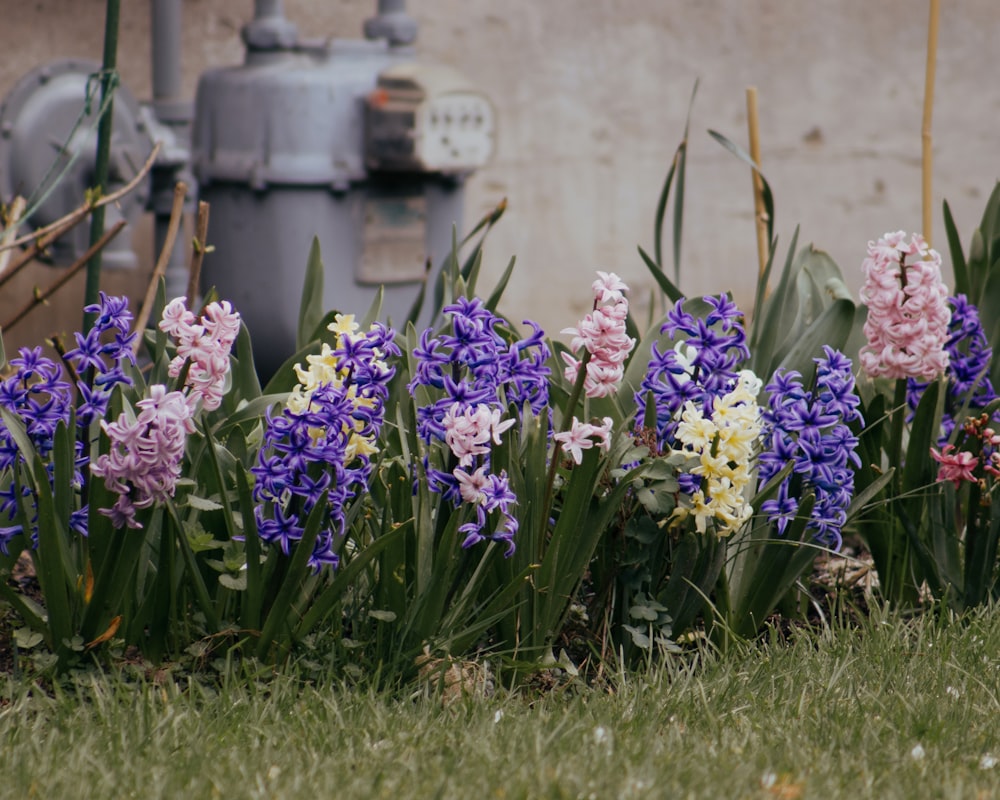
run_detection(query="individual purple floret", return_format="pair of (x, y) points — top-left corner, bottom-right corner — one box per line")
(758, 346), (863, 551)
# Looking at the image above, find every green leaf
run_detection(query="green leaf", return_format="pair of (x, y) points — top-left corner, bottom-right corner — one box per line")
(186, 494), (224, 512)
(219, 572), (247, 591)
(484, 256), (516, 313)
(14, 627), (44, 649)
(707, 128), (774, 246)
(769, 298), (855, 380)
(943, 200), (968, 298)
(637, 245), (684, 304)
(26, 453), (75, 659)
(235, 465), (264, 632)
(256, 493), (327, 660)
(653, 147), (678, 275)
(168, 500), (222, 634)
(360, 285), (385, 330)
(231, 321), (262, 400)
(297, 237), (325, 350)
(670, 81), (698, 286)
(902, 380), (943, 496)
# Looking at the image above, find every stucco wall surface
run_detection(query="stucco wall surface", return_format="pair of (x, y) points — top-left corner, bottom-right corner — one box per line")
(0, 0), (997, 345)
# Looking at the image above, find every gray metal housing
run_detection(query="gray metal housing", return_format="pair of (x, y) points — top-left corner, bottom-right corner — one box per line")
(192, 38), (464, 377)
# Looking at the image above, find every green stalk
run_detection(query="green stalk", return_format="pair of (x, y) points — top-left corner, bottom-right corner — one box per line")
(884, 378), (908, 600)
(890, 378), (907, 493)
(540, 349), (592, 558)
(83, 0), (121, 331)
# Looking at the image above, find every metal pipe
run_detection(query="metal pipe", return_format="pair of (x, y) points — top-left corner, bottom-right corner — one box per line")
(243, 0), (297, 51)
(151, 0), (182, 113)
(364, 0), (417, 46)
(254, 0), (284, 19)
(150, 0), (191, 302)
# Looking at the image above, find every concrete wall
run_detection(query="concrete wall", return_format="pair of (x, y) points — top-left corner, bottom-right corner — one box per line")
(1, 0), (997, 350)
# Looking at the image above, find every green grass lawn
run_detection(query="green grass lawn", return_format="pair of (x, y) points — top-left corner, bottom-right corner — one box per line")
(2, 607), (1000, 799)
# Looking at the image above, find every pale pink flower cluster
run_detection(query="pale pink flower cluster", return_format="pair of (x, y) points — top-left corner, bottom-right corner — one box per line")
(159, 297), (241, 411)
(561, 271), (636, 398)
(930, 417), (1000, 488)
(929, 444), (977, 489)
(442, 403), (516, 467)
(553, 416), (613, 465)
(91, 385), (196, 528)
(859, 231), (950, 380)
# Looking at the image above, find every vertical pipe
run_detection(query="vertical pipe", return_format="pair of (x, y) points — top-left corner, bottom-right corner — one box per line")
(152, 0), (182, 113)
(150, 0), (190, 302)
(255, 0), (284, 19)
(364, 0), (417, 46)
(84, 0), (121, 330)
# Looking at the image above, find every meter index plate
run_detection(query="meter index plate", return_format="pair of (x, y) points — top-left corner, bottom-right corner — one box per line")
(358, 192), (428, 285)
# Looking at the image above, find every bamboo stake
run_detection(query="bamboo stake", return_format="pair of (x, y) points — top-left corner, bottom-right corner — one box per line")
(85, 0), (124, 326)
(922, 0), (940, 245)
(2, 219), (126, 331)
(131, 181), (188, 354)
(0, 197), (26, 277)
(746, 87), (769, 281)
(187, 200), (211, 306)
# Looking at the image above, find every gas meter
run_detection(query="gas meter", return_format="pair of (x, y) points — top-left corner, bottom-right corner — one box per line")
(190, 4), (496, 378)
(365, 63), (495, 174)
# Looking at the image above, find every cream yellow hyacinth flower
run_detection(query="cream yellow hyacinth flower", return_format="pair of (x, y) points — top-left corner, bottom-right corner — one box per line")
(671, 370), (762, 536)
(287, 314), (390, 461)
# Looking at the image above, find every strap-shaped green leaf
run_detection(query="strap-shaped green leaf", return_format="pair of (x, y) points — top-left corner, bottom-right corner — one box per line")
(297, 237), (325, 351)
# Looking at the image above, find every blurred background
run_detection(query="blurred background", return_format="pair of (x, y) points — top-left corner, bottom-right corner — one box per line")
(0, 0), (996, 355)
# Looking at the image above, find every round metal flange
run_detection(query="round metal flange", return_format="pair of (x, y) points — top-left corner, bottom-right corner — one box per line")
(0, 59), (153, 268)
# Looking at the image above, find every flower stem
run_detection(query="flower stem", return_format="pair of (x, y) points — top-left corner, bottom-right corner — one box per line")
(541, 350), (592, 553)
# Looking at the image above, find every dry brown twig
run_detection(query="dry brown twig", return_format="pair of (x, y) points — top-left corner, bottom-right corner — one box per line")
(1, 219), (127, 331)
(187, 200), (211, 306)
(0, 196), (27, 278)
(0, 140), (161, 255)
(131, 181), (188, 354)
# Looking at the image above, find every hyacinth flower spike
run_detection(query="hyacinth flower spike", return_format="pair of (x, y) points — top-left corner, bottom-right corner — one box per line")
(856, 231), (951, 605)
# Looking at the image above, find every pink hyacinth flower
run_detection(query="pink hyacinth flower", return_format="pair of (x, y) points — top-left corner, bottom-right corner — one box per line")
(859, 231), (951, 380)
(930, 444), (977, 489)
(562, 272), (636, 398)
(159, 297), (241, 411)
(442, 402), (515, 467)
(92, 385), (194, 528)
(553, 416), (614, 465)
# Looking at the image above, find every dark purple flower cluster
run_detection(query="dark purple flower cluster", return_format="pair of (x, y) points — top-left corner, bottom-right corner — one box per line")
(410, 298), (550, 555)
(410, 298), (550, 433)
(907, 294), (997, 443)
(0, 293), (137, 552)
(252, 322), (399, 571)
(66, 292), (138, 426)
(758, 347), (863, 551)
(638, 295), (750, 449)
